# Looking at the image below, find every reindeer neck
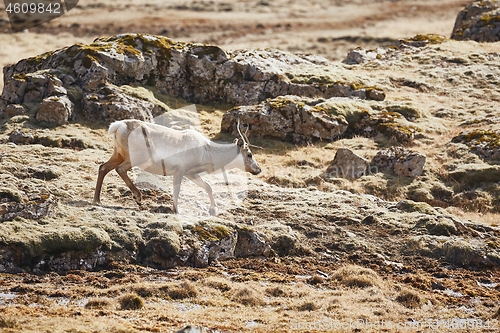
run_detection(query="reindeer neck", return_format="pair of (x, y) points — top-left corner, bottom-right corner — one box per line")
(208, 141), (240, 171)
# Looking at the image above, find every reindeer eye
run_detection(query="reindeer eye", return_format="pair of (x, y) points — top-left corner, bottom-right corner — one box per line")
(248, 153), (252, 158)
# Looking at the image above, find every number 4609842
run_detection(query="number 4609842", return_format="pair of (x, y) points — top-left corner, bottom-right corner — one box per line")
(5, 2), (61, 14)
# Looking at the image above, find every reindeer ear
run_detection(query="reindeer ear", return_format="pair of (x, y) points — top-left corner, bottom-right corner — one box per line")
(233, 138), (239, 144)
(236, 138), (244, 147)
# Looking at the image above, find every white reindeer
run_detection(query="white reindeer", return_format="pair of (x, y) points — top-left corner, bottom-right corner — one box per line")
(92, 119), (261, 215)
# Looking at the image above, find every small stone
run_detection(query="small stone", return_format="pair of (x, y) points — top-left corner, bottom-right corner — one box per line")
(8, 130), (34, 145)
(324, 148), (369, 179)
(372, 147), (426, 177)
(2, 104), (27, 119)
(36, 95), (74, 125)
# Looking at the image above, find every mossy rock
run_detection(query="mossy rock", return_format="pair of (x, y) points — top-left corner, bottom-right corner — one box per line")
(190, 220), (232, 242)
(449, 164), (500, 184)
(382, 102), (425, 120)
(396, 200), (438, 215)
(39, 226), (112, 255)
(316, 99), (372, 124)
(415, 217), (458, 236)
(143, 229), (181, 258)
(439, 239), (478, 267)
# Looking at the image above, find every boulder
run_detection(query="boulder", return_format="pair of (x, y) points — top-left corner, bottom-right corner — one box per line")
(221, 96), (349, 144)
(1, 34), (385, 123)
(324, 148), (369, 179)
(36, 95), (74, 125)
(451, 0), (500, 42)
(372, 147), (426, 177)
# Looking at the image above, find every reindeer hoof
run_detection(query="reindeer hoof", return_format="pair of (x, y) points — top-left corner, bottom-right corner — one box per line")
(209, 207), (218, 216)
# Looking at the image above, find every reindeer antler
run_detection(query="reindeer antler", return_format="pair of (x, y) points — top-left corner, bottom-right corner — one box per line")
(237, 116), (263, 150)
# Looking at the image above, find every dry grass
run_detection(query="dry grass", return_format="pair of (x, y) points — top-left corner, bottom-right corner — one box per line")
(84, 298), (112, 310)
(396, 289), (423, 309)
(119, 293), (144, 310)
(331, 265), (382, 289)
(231, 285), (265, 306)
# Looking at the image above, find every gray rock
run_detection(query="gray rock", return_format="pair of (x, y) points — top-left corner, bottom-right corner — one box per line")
(451, 1), (500, 42)
(1, 34), (385, 123)
(36, 95), (74, 125)
(176, 326), (203, 333)
(324, 148), (369, 179)
(8, 130), (34, 145)
(2, 104), (27, 119)
(234, 228), (271, 257)
(221, 96), (349, 144)
(81, 84), (167, 122)
(0, 194), (57, 223)
(372, 147), (426, 177)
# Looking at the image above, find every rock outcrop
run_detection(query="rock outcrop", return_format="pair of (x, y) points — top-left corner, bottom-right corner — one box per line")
(0, 34), (385, 124)
(372, 147), (426, 177)
(451, 0), (500, 42)
(221, 96), (349, 143)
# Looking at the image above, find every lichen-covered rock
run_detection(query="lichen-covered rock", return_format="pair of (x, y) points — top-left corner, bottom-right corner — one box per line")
(324, 148), (369, 179)
(451, 129), (500, 163)
(451, 0), (500, 42)
(372, 147), (426, 177)
(8, 129), (34, 145)
(344, 34), (448, 64)
(36, 95), (74, 125)
(0, 194), (57, 223)
(221, 95), (349, 143)
(1, 33), (385, 123)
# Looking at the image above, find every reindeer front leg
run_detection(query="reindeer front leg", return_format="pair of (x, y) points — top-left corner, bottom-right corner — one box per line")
(186, 173), (217, 216)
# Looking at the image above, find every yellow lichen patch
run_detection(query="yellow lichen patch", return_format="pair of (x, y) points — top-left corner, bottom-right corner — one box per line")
(191, 223), (231, 242)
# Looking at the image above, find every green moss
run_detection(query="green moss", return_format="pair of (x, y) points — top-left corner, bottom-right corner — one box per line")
(396, 200), (438, 215)
(192, 222), (231, 242)
(406, 34), (448, 44)
(460, 129), (500, 148)
(479, 13), (500, 26)
(40, 226), (111, 254)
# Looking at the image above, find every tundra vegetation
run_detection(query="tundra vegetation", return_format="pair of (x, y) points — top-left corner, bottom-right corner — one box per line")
(0, 0), (499, 332)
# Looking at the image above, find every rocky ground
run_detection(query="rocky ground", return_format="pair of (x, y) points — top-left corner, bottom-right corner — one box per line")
(0, 0), (500, 332)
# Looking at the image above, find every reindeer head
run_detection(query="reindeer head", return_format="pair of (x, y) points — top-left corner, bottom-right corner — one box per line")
(236, 119), (262, 175)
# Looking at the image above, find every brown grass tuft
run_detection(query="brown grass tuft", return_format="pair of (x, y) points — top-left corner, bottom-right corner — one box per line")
(332, 265), (381, 289)
(396, 289), (422, 309)
(297, 301), (319, 311)
(265, 286), (285, 297)
(203, 277), (231, 292)
(231, 287), (264, 306)
(119, 293), (144, 310)
(308, 275), (325, 285)
(0, 316), (17, 329)
(163, 280), (198, 300)
(84, 298), (112, 310)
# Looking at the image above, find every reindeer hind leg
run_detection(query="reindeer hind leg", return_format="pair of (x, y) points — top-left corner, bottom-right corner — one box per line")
(115, 160), (142, 205)
(93, 151), (124, 205)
